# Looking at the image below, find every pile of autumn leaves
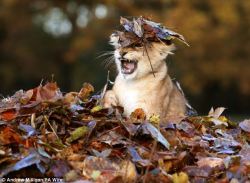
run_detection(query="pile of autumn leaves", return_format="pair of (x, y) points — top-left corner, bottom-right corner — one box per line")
(0, 82), (249, 182)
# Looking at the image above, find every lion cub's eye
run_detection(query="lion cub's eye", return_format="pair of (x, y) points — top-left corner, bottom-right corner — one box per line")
(120, 51), (127, 57)
(132, 43), (143, 48)
(165, 39), (172, 45)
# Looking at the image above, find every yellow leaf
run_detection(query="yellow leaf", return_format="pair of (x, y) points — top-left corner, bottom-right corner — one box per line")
(218, 116), (228, 122)
(120, 160), (137, 182)
(172, 172), (189, 183)
(66, 126), (89, 143)
(149, 114), (160, 125)
(158, 159), (172, 172)
(91, 105), (103, 113)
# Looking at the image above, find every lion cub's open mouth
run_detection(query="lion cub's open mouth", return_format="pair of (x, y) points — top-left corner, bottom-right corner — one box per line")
(120, 59), (138, 74)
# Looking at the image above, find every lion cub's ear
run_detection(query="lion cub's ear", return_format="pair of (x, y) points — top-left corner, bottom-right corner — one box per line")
(152, 42), (176, 57)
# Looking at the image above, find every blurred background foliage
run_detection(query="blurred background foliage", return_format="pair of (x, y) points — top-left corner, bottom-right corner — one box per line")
(0, 0), (249, 117)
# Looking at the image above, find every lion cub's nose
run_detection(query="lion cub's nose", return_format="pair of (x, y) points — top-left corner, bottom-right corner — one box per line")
(120, 51), (127, 58)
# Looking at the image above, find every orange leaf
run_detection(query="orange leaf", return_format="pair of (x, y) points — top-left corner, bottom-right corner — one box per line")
(0, 126), (22, 145)
(0, 110), (17, 121)
(130, 108), (146, 121)
(78, 83), (94, 101)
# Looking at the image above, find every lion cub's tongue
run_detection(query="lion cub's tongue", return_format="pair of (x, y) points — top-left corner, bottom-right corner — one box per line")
(123, 61), (135, 70)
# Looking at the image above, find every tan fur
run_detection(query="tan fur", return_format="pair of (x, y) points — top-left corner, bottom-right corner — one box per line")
(103, 41), (186, 119)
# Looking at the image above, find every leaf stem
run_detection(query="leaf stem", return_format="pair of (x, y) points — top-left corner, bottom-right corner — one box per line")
(143, 43), (155, 77)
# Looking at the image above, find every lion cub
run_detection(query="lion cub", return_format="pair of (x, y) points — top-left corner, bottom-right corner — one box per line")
(103, 35), (187, 119)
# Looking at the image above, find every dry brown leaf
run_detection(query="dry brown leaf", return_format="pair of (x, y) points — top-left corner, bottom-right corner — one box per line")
(239, 119), (250, 133)
(78, 83), (94, 101)
(63, 92), (78, 104)
(208, 107), (226, 119)
(197, 157), (224, 168)
(120, 160), (137, 182)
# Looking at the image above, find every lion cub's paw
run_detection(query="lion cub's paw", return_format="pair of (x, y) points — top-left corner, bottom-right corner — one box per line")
(103, 90), (118, 108)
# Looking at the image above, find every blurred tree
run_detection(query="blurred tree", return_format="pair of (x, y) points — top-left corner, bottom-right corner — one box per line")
(0, 0), (249, 115)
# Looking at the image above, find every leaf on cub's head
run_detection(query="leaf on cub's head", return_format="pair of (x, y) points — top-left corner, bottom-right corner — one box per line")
(120, 17), (133, 32)
(116, 31), (140, 48)
(117, 16), (189, 47)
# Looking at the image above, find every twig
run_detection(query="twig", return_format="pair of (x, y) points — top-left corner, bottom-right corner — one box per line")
(43, 115), (59, 140)
(143, 43), (155, 77)
(143, 141), (157, 183)
(100, 70), (114, 103)
(143, 122), (160, 183)
(39, 78), (44, 86)
(31, 113), (36, 128)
